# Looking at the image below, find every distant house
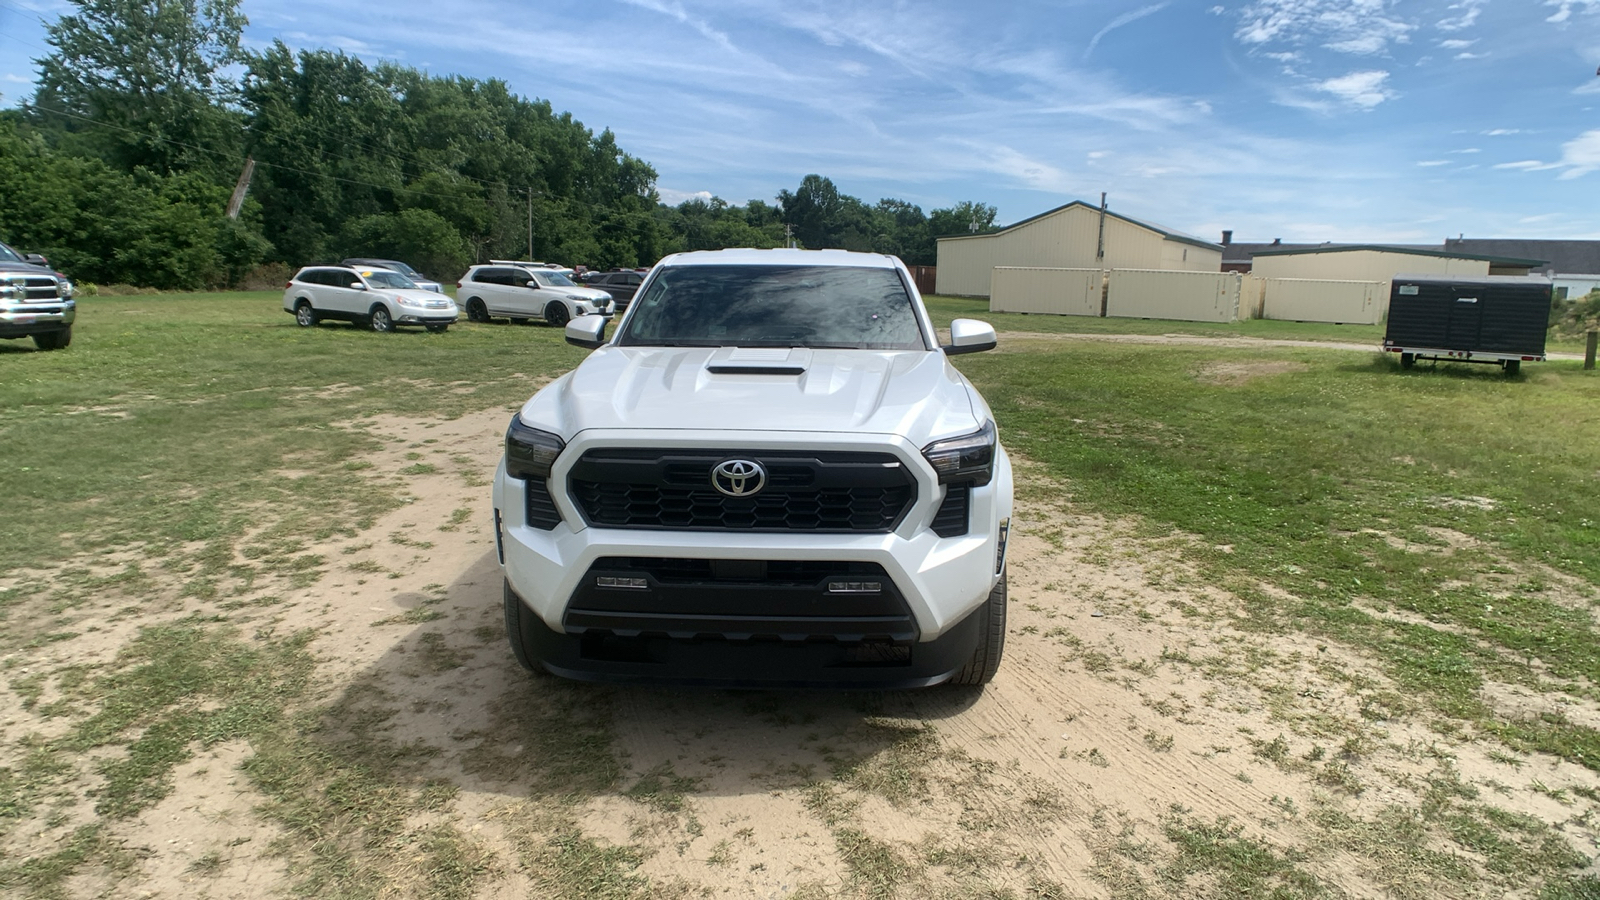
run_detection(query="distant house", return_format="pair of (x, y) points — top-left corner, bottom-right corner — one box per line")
(1445, 238), (1600, 299)
(935, 201), (1222, 298)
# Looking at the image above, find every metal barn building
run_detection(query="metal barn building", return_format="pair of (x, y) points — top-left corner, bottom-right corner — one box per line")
(1250, 245), (1542, 284)
(935, 201), (1222, 298)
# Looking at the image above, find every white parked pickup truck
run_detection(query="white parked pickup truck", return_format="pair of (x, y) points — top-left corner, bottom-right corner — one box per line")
(493, 248), (1013, 688)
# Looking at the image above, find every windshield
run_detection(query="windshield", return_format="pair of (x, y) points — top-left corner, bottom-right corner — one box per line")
(531, 270), (577, 288)
(360, 270), (419, 290)
(0, 242), (23, 264)
(384, 261), (420, 278)
(617, 265), (927, 350)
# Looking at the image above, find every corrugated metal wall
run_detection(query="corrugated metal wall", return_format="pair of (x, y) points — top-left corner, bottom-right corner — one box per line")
(936, 205), (1216, 297)
(1106, 270), (1241, 322)
(989, 267), (1103, 315)
(1260, 278), (1385, 325)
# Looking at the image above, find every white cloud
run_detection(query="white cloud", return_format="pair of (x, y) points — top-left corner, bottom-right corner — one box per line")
(1438, 39), (1477, 49)
(1494, 160), (1548, 170)
(1085, 4), (1168, 60)
(1314, 69), (1395, 107)
(1417, 159), (1450, 166)
(620, 0), (740, 54)
(1209, 5), (1226, 14)
(1453, 147), (1481, 154)
(1437, 0), (1487, 31)
(1556, 129), (1600, 177)
(657, 187), (715, 205)
(1483, 129), (1522, 135)
(1235, 0), (1414, 55)
(1454, 51), (1487, 59)
(2, 73), (32, 84)
(1545, 1), (1600, 24)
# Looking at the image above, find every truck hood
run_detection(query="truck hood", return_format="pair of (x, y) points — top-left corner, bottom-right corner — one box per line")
(522, 346), (984, 444)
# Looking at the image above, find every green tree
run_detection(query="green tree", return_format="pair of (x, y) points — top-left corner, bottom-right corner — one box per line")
(31, 0), (248, 177)
(929, 201), (998, 238)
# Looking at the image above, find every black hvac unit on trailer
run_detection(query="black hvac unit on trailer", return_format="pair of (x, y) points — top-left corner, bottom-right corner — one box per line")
(1383, 274), (1551, 375)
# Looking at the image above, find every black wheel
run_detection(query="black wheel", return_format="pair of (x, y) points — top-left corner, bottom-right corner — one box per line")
(1400, 353), (1415, 369)
(425, 323), (449, 334)
(32, 326), (71, 351)
(1504, 360), (1521, 376)
(948, 572), (1007, 686)
(294, 300), (318, 327)
(544, 301), (570, 328)
(509, 317), (529, 325)
(369, 305), (394, 333)
(466, 298), (489, 323)
(504, 580), (540, 673)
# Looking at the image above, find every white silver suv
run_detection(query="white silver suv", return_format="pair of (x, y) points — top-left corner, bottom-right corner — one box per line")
(283, 265), (457, 333)
(457, 264), (614, 326)
(493, 249), (1013, 688)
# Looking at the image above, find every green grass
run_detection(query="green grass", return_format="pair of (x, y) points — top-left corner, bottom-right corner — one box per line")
(953, 339), (1600, 756)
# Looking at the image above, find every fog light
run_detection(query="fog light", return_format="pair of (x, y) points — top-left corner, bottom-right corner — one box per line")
(597, 576), (648, 590)
(828, 581), (882, 594)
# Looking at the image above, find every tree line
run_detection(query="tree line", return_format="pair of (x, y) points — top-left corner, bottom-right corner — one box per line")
(0, 0), (998, 289)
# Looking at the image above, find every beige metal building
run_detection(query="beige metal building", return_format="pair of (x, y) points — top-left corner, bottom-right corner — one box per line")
(1250, 245), (1541, 284)
(935, 201), (1222, 298)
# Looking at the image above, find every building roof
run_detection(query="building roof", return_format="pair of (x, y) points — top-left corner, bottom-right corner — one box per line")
(1249, 243), (1546, 267)
(1443, 239), (1600, 276)
(936, 200), (1223, 252)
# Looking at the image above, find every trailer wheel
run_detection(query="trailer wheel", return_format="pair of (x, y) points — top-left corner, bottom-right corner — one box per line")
(1503, 360), (1521, 377)
(1400, 353), (1415, 369)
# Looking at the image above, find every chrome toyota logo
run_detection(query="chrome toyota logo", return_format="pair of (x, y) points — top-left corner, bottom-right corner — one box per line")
(711, 459), (766, 497)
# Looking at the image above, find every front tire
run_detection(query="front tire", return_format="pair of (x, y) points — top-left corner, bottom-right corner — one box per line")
(466, 298), (489, 323)
(544, 301), (570, 328)
(948, 572), (1007, 686)
(504, 580), (540, 673)
(32, 326), (71, 351)
(294, 300), (318, 327)
(369, 305), (394, 333)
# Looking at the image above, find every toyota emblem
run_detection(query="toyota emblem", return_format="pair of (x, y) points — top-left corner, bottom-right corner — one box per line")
(711, 459), (766, 497)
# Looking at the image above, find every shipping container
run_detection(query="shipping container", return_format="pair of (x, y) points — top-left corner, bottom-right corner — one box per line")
(1383, 274), (1551, 375)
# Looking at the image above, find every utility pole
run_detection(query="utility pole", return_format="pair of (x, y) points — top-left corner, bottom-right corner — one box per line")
(784, 223), (796, 249)
(225, 157), (256, 219)
(1095, 192), (1108, 263)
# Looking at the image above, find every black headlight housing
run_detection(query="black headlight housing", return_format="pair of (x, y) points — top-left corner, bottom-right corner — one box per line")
(920, 420), (995, 486)
(505, 414), (566, 480)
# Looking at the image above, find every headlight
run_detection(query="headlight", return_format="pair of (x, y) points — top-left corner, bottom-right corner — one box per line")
(56, 280), (73, 298)
(505, 415), (565, 480)
(921, 420), (996, 486)
(395, 295), (423, 307)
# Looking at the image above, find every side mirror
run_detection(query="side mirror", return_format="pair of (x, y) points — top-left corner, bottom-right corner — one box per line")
(24, 253), (48, 266)
(565, 315), (607, 349)
(525, 280), (539, 289)
(944, 318), (997, 355)
(350, 281), (367, 290)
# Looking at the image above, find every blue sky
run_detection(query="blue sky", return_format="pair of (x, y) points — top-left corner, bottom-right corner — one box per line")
(2, 0), (1599, 242)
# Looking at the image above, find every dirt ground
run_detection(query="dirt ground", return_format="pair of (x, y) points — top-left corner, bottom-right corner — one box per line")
(7, 406), (1600, 899)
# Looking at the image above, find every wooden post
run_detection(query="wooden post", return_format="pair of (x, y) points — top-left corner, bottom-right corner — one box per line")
(1586, 330), (1597, 370)
(225, 157), (255, 219)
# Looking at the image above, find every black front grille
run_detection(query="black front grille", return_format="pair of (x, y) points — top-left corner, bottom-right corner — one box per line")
(931, 484), (970, 538)
(22, 275), (59, 299)
(525, 479), (562, 530)
(565, 557), (916, 643)
(569, 449), (915, 532)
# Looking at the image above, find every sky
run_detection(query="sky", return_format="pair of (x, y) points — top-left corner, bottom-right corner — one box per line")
(2, 0), (1599, 243)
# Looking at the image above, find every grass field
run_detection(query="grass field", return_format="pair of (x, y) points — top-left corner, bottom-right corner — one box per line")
(3, 291), (1600, 899)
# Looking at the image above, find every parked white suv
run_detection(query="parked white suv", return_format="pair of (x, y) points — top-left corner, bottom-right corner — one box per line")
(283, 266), (457, 332)
(493, 248), (1013, 688)
(457, 264), (614, 326)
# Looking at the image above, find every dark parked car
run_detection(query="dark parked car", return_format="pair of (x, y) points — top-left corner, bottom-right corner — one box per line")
(0, 239), (75, 351)
(586, 270), (645, 310)
(340, 258), (443, 293)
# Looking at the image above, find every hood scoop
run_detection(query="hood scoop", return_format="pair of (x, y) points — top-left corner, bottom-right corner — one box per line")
(705, 347), (810, 375)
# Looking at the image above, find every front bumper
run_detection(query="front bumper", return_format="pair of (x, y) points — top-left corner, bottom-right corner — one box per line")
(493, 429), (1013, 686)
(0, 299), (75, 338)
(396, 312), (457, 325)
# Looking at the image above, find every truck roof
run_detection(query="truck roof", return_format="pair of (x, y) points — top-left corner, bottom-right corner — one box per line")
(658, 248), (901, 269)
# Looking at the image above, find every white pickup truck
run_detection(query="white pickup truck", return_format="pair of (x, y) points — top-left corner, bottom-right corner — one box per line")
(493, 248), (1013, 688)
